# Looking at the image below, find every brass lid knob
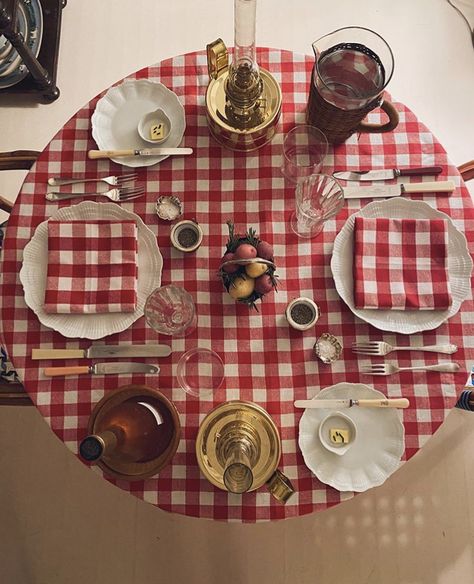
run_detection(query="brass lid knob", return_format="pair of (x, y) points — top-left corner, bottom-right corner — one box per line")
(266, 469), (295, 504)
(207, 38), (228, 80)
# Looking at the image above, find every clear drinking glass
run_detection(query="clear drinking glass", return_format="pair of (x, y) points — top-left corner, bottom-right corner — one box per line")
(281, 125), (328, 184)
(290, 174), (344, 239)
(223, 440), (254, 494)
(144, 285), (197, 336)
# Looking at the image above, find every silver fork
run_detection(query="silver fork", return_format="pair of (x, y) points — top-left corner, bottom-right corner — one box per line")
(361, 362), (460, 376)
(45, 186), (145, 202)
(352, 341), (458, 356)
(47, 173), (137, 187)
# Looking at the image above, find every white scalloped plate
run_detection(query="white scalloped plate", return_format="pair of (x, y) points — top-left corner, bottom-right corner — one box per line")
(299, 383), (405, 493)
(91, 79), (186, 168)
(331, 198), (473, 334)
(20, 202), (163, 339)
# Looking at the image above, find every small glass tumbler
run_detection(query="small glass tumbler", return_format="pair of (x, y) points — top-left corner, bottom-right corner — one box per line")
(144, 285), (197, 336)
(281, 125), (328, 184)
(223, 440), (254, 494)
(290, 174), (344, 238)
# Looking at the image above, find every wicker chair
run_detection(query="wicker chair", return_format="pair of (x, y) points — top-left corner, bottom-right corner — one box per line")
(0, 151), (473, 407)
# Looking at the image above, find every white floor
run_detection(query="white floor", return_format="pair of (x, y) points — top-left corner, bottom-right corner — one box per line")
(1, 1), (474, 582)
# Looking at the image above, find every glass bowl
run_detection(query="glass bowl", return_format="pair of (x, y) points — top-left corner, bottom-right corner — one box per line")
(176, 348), (224, 398)
(144, 285), (197, 336)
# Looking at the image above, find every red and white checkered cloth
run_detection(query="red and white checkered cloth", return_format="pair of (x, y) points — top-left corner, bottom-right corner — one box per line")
(44, 219), (138, 314)
(353, 217), (451, 310)
(1, 49), (473, 522)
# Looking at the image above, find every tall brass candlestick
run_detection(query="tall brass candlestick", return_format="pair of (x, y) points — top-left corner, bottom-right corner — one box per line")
(205, 0), (282, 151)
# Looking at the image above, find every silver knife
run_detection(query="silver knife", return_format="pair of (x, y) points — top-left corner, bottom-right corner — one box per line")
(342, 180), (455, 199)
(294, 398), (410, 409)
(32, 345), (171, 360)
(43, 362), (159, 377)
(334, 166), (443, 181)
(88, 148), (193, 159)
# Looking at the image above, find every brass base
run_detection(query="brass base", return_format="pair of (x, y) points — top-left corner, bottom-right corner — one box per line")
(205, 68), (282, 152)
(196, 401), (281, 493)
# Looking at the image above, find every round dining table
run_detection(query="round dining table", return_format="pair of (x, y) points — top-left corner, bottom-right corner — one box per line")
(1, 48), (473, 522)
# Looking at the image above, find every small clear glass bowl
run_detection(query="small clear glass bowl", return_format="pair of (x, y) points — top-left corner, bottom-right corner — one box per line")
(176, 348), (224, 398)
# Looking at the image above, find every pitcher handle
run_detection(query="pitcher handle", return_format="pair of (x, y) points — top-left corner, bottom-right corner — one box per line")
(356, 99), (399, 134)
(266, 469), (295, 503)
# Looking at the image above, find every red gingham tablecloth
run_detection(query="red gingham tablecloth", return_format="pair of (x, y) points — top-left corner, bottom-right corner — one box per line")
(1, 49), (474, 522)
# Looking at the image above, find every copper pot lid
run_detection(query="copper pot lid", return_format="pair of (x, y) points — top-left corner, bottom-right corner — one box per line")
(195, 400), (281, 492)
(86, 384), (181, 481)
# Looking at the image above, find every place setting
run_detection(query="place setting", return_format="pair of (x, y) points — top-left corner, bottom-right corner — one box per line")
(1, 0), (473, 521)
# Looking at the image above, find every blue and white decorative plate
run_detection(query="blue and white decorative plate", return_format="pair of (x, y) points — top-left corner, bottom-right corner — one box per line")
(0, 0), (43, 89)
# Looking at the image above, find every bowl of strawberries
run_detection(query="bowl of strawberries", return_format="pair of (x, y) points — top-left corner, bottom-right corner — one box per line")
(219, 221), (278, 310)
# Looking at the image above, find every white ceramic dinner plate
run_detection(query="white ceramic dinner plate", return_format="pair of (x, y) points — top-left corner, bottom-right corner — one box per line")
(0, 0), (43, 88)
(331, 198), (473, 334)
(91, 79), (186, 168)
(20, 201), (163, 339)
(298, 383), (405, 492)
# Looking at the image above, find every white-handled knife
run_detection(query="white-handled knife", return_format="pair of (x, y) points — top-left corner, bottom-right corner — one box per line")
(342, 180), (455, 199)
(294, 398), (410, 409)
(88, 148), (193, 159)
(32, 345), (171, 360)
(43, 362), (160, 377)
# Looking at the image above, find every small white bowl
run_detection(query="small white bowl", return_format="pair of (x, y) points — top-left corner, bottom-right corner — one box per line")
(138, 108), (171, 144)
(285, 297), (320, 331)
(318, 412), (357, 456)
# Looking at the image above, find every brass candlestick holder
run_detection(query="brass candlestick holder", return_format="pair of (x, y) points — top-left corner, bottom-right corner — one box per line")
(205, 0), (282, 151)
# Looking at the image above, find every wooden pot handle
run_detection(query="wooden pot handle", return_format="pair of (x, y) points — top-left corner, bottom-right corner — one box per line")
(356, 100), (399, 134)
(458, 160), (474, 182)
(0, 150), (40, 171)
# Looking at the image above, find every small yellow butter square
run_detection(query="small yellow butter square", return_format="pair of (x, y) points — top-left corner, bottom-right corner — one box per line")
(150, 123), (164, 140)
(330, 428), (350, 444)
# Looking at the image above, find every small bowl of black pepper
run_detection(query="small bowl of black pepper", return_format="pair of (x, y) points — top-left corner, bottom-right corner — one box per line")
(285, 297), (320, 331)
(170, 220), (203, 253)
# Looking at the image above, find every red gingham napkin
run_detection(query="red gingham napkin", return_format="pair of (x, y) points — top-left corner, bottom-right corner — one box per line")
(353, 217), (451, 310)
(44, 219), (138, 314)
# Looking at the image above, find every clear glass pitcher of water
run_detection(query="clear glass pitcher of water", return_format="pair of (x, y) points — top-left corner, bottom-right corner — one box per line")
(307, 26), (399, 143)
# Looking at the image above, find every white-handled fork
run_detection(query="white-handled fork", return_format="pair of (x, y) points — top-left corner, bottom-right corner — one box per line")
(47, 173), (137, 187)
(352, 341), (458, 356)
(361, 362), (460, 376)
(45, 185), (145, 202)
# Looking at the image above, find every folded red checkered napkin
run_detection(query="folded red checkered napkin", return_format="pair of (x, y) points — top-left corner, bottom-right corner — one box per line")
(353, 217), (451, 310)
(44, 219), (138, 314)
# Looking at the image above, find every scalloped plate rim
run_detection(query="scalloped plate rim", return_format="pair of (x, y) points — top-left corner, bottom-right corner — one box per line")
(91, 79), (186, 168)
(298, 383), (405, 492)
(330, 198), (473, 334)
(19, 201), (163, 339)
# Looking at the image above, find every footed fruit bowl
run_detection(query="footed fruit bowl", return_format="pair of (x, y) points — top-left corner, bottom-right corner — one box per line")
(218, 221), (278, 310)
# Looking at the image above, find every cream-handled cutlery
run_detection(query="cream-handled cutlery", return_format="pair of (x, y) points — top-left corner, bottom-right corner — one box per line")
(352, 341), (458, 356)
(361, 362), (460, 376)
(294, 398), (410, 409)
(342, 180), (455, 199)
(88, 147), (193, 159)
(32, 345), (171, 360)
(47, 173), (137, 187)
(44, 363), (159, 377)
